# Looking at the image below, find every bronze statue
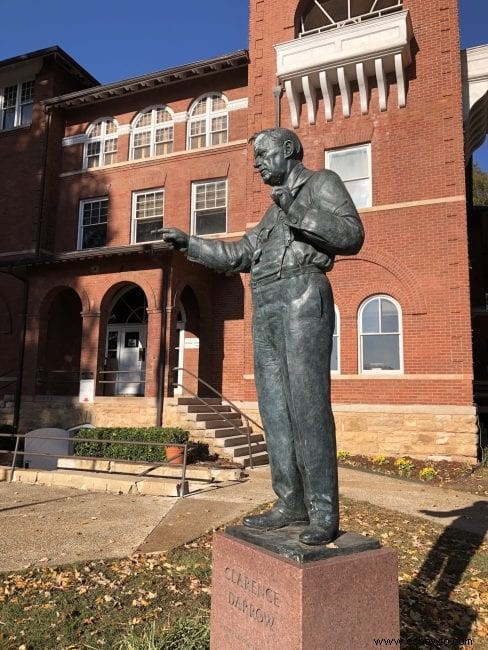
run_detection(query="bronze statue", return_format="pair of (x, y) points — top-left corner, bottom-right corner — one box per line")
(160, 128), (364, 545)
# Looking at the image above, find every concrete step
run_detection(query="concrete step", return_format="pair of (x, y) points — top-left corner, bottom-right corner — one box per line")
(56, 457), (244, 482)
(212, 427), (252, 439)
(241, 452), (270, 468)
(231, 442), (268, 458)
(193, 419), (245, 430)
(182, 405), (232, 414)
(191, 411), (242, 422)
(8, 468), (193, 497)
(213, 433), (265, 448)
(177, 397), (222, 406)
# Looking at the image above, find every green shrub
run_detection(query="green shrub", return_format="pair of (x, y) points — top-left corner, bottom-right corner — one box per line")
(337, 450), (350, 461)
(371, 454), (388, 466)
(73, 427), (189, 462)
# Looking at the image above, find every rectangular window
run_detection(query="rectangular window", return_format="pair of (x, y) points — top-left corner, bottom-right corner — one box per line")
(132, 189), (164, 243)
(191, 179), (227, 235)
(0, 80), (34, 130)
(326, 144), (371, 209)
(78, 198), (108, 249)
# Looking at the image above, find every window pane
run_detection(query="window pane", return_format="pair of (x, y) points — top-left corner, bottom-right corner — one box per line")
(345, 179), (370, 208)
(82, 223), (107, 249)
(3, 86), (17, 108)
(212, 95), (226, 111)
(192, 98), (207, 116)
(20, 103), (33, 125)
(329, 148), (368, 181)
(362, 334), (400, 370)
(381, 299), (399, 333)
(3, 108), (15, 129)
(195, 209), (226, 235)
(20, 81), (34, 102)
(331, 336), (338, 372)
(136, 111), (152, 127)
(362, 299), (379, 333)
(136, 217), (163, 242)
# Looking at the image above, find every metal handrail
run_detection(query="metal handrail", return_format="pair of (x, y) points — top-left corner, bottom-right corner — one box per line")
(1, 432), (189, 498)
(173, 367), (266, 470)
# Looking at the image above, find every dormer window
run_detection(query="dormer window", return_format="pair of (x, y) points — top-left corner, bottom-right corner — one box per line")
(299, 0), (403, 37)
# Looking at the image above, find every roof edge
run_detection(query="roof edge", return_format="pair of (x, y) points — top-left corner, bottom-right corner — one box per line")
(43, 49), (249, 109)
(0, 45), (99, 87)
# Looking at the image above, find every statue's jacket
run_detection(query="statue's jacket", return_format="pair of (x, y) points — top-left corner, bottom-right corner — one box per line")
(187, 163), (365, 285)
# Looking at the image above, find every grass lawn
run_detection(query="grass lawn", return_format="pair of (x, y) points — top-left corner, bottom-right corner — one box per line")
(0, 497), (487, 649)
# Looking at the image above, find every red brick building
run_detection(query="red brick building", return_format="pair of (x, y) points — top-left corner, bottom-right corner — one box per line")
(1, 0), (487, 463)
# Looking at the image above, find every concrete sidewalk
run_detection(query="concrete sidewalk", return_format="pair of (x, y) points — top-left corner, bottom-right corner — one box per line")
(0, 465), (486, 572)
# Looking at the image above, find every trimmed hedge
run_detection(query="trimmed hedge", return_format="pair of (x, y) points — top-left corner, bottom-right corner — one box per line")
(73, 427), (190, 462)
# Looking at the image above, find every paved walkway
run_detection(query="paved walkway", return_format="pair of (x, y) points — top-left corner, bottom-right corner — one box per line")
(0, 466), (486, 572)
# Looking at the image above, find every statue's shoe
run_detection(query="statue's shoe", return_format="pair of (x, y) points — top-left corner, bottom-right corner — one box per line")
(242, 508), (309, 530)
(299, 523), (338, 546)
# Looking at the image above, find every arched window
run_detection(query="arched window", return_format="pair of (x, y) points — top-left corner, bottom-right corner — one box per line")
(359, 295), (402, 372)
(188, 93), (228, 150)
(130, 106), (174, 160)
(84, 118), (118, 168)
(298, 0), (403, 37)
(331, 305), (340, 373)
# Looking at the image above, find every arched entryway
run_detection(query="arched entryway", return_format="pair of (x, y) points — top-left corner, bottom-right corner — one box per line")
(104, 285), (148, 396)
(38, 288), (82, 395)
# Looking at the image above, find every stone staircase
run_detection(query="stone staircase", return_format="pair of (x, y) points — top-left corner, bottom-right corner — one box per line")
(176, 397), (269, 468)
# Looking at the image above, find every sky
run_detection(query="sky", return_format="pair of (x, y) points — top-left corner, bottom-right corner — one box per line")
(0, 0), (487, 167)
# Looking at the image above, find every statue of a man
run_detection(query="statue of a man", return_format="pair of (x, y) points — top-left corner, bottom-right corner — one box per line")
(160, 128), (364, 545)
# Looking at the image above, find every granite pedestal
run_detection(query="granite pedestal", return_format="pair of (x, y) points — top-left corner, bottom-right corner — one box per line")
(210, 527), (399, 649)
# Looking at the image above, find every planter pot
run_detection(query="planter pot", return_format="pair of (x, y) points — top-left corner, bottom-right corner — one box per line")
(166, 445), (184, 465)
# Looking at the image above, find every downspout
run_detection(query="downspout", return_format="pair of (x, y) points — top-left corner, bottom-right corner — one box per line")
(156, 260), (173, 426)
(35, 105), (52, 256)
(273, 85), (283, 127)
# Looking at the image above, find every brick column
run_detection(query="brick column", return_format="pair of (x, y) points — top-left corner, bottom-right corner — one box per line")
(79, 311), (101, 395)
(145, 308), (163, 398)
(21, 314), (41, 397)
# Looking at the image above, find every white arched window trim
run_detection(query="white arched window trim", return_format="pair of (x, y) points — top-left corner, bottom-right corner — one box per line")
(358, 294), (403, 374)
(331, 304), (340, 374)
(130, 105), (174, 160)
(187, 92), (228, 150)
(83, 117), (119, 169)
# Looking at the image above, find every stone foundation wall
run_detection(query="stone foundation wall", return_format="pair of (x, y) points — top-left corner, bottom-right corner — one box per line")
(229, 402), (479, 463)
(19, 396), (158, 432)
(19, 397), (478, 462)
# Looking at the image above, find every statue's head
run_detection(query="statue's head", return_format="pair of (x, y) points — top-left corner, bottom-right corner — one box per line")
(250, 128), (303, 186)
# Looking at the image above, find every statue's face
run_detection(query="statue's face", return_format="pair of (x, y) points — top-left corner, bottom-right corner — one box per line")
(253, 134), (288, 186)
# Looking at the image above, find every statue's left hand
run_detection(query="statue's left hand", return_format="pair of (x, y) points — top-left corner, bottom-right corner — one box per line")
(271, 186), (294, 213)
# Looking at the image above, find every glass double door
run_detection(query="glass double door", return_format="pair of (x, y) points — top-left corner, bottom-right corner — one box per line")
(105, 324), (147, 395)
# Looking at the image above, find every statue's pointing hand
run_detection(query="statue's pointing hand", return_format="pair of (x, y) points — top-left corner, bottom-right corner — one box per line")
(152, 227), (189, 251)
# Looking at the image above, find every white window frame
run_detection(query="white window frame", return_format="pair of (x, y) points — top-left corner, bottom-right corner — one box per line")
(187, 93), (228, 150)
(78, 197), (109, 250)
(131, 188), (165, 244)
(358, 294), (403, 374)
(331, 304), (340, 374)
(130, 106), (174, 161)
(83, 117), (118, 169)
(191, 179), (228, 236)
(326, 143), (372, 209)
(299, 0), (403, 37)
(0, 80), (34, 130)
